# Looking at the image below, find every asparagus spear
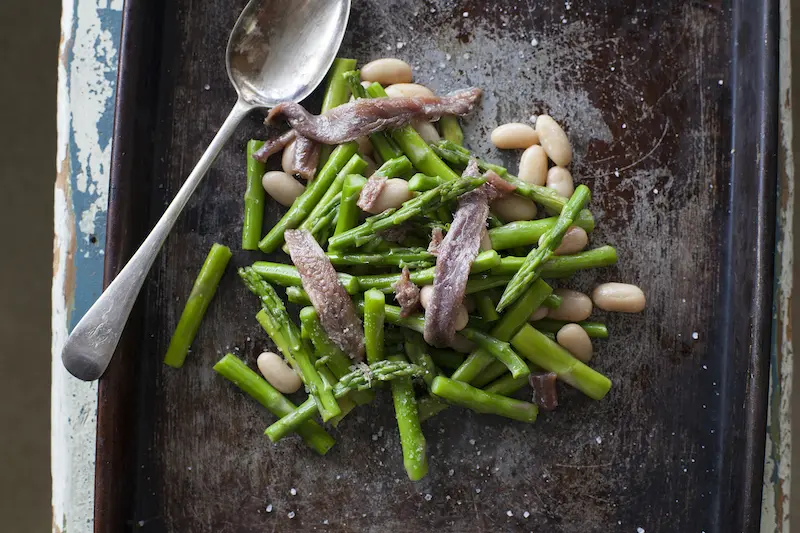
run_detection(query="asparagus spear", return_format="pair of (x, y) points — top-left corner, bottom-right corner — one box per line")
(327, 174), (486, 251)
(239, 268), (342, 421)
(404, 332), (439, 388)
(438, 116), (464, 145)
(213, 354), (335, 455)
(326, 247), (436, 269)
(431, 140), (594, 225)
(388, 353), (429, 480)
(296, 154), (368, 235)
(488, 217), (595, 250)
(364, 289), (386, 365)
(334, 174), (367, 237)
(366, 82), (461, 180)
(164, 243), (231, 368)
(258, 142), (359, 252)
(429, 348), (465, 371)
(532, 319), (609, 339)
(265, 360), (425, 442)
(318, 58), (358, 167)
(344, 71), (404, 162)
(299, 307), (374, 406)
(475, 293), (499, 322)
(243, 140), (267, 250)
(469, 360), (510, 388)
(511, 324), (612, 400)
(250, 262), (361, 295)
(498, 185), (592, 311)
(490, 246), (618, 275)
(356, 250), (501, 292)
(430, 376), (538, 423)
(408, 173), (443, 192)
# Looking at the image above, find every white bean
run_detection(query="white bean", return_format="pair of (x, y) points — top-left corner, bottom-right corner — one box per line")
(535, 114), (572, 166)
(419, 285), (434, 309)
(385, 83), (435, 98)
(365, 178), (413, 214)
(529, 306), (549, 322)
(356, 136), (373, 157)
(479, 229), (493, 251)
(454, 305), (469, 331)
(361, 154), (378, 178)
(542, 225), (588, 255)
(262, 171), (306, 206)
(546, 167), (574, 198)
(556, 324), (593, 362)
(281, 139), (297, 175)
(361, 58), (413, 85)
(547, 288), (592, 322)
(518, 145), (548, 186)
(491, 122), (539, 149)
(491, 194), (537, 222)
(592, 283), (646, 313)
(412, 119), (441, 144)
(257, 351), (302, 393)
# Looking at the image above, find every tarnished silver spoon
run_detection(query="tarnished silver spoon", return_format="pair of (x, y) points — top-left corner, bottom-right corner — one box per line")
(62, 0), (351, 381)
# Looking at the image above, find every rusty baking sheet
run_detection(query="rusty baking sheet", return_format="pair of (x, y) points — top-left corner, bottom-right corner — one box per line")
(97, 0), (778, 531)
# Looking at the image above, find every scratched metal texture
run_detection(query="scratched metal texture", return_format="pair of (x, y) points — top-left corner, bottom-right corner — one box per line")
(97, 0), (777, 532)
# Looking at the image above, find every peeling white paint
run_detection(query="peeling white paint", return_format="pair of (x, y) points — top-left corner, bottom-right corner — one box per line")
(52, 1), (121, 532)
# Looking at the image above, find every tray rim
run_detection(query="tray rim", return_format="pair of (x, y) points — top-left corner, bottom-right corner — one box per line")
(93, 1), (780, 531)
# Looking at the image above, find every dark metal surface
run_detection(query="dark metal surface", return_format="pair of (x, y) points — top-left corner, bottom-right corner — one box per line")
(98, 0), (778, 531)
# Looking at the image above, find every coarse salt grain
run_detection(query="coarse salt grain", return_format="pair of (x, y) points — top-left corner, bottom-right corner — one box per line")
(531, 38), (539, 46)
(596, 436), (603, 444)
(506, 510), (513, 517)
(476, 488), (481, 493)
(396, 42), (405, 50)
(424, 494), (432, 501)
(523, 511), (530, 518)
(692, 332), (699, 340)
(290, 488), (297, 495)
(463, 11), (469, 17)
(638, 528), (645, 533)
(288, 511), (296, 519)
(266, 504), (273, 512)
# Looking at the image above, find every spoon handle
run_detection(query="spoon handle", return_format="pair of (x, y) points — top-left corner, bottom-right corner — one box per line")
(62, 98), (253, 381)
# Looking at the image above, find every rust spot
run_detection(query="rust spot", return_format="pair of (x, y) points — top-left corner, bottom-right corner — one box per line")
(54, 153), (77, 320)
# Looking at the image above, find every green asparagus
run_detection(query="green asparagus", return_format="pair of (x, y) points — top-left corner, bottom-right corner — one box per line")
(498, 185), (592, 311)
(327, 174), (486, 251)
(258, 142), (359, 252)
(438, 116), (464, 145)
(490, 246), (618, 275)
(318, 58), (358, 167)
(265, 360), (425, 442)
(431, 376), (538, 422)
(511, 324), (612, 400)
(297, 154), (368, 234)
(334, 174), (367, 237)
(388, 353), (429, 480)
(532, 318), (609, 339)
(488, 217), (595, 251)
(164, 243), (231, 368)
(364, 289), (386, 365)
(326, 247), (436, 269)
(250, 262), (361, 295)
(243, 140), (266, 250)
(239, 267), (342, 421)
(408, 173), (443, 192)
(214, 354), (335, 455)
(344, 71), (404, 162)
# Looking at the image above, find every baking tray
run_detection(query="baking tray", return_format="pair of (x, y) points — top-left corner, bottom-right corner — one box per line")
(97, 0), (778, 531)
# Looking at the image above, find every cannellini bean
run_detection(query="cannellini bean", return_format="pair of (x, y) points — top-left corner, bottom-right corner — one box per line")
(491, 123), (539, 149)
(542, 225), (588, 255)
(281, 140), (297, 175)
(356, 136), (373, 156)
(529, 306), (549, 322)
(518, 145), (548, 186)
(365, 178), (413, 214)
(547, 288), (592, 322)
(361, 58), (413, 85)
(412, 119), (441, 144)
(592, 283), (646, 313)
(454, 305), (469, 331)
(491, 194), (537, 222)
(361, 154), (377, 177)
(546, 166), (574, 198)
(479, 230), (493, 251)
(262, 171), (306, 206)
(419, 285), (434, 309)
(556, 324), (593, 362)
(257, 351), (302, 393)
(385, 83), (435, 98)
(535, 114), (572, 166)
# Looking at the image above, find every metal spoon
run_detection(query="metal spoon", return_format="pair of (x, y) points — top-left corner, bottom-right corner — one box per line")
(62, 0), (351, 381)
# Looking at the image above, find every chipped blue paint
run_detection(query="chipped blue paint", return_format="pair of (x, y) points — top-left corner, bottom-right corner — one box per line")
(66, 7), (122, 331)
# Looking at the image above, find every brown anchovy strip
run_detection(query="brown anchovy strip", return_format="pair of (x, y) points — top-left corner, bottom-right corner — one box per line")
(252, 129), (297, 162)
(424, 163), (515, 347)
(284, 229), (365, 360)
(529, 372), (559, 411)
(394, 267), (421, 318)
(291, 134), (320, 181)
(357, 175), (388, 212)
(266, 88), (482, 144)
(428, 227), (444, 255)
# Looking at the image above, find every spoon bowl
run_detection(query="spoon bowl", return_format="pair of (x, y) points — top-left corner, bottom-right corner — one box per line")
(62, 0), (351, 381)
(228, 0), (351, 107)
